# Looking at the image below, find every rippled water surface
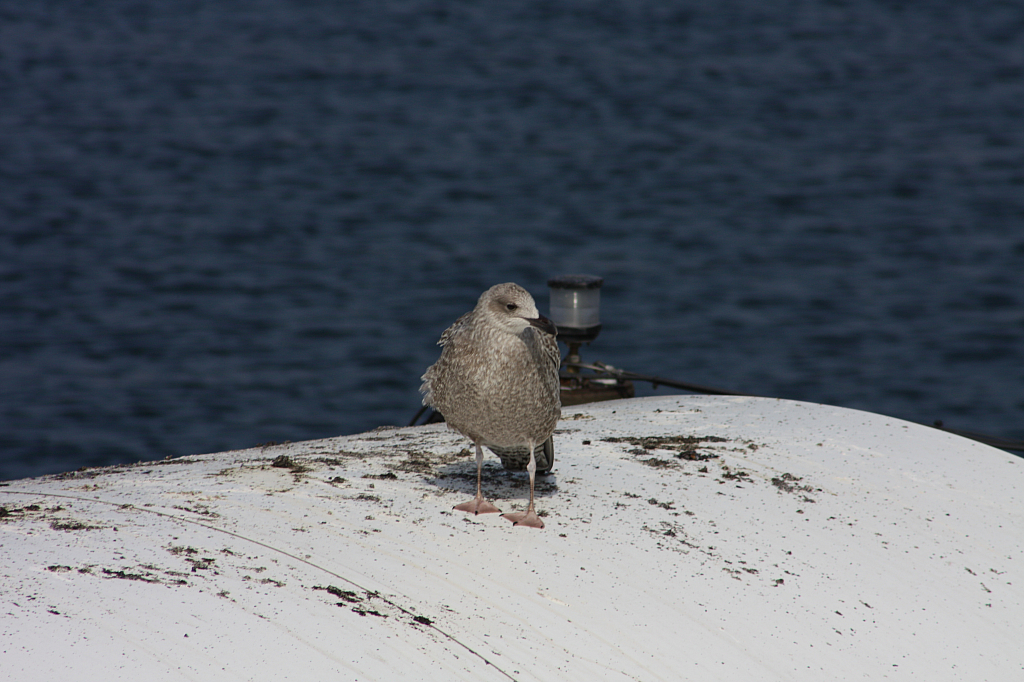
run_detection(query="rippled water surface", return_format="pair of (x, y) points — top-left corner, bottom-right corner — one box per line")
(2, 1), (1023, 480)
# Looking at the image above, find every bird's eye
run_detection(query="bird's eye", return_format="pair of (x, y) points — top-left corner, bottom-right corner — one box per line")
(506, 303), (518, 311)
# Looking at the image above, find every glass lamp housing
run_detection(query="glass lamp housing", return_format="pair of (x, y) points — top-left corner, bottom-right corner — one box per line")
(547, 274), (603, 344)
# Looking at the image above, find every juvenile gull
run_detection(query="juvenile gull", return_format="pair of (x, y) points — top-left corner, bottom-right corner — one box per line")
(421, 283), (561, 529)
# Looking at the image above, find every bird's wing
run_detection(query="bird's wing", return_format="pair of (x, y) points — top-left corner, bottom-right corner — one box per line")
(437, 311), (472, 347)
(541, 332), (561, 371)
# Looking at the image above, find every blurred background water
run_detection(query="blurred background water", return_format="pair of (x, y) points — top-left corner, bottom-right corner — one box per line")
(2, 0), (1023, 481)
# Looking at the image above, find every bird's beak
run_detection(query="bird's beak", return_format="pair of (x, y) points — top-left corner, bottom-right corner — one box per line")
(528, 314), (558, 337)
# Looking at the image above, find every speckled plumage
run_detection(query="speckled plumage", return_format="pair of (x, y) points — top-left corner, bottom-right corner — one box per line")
(421, 282), (561, 527)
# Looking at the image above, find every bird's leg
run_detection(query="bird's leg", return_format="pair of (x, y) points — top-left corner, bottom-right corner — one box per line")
(453, 442), (501, 515)
(502, 443), (545, 529)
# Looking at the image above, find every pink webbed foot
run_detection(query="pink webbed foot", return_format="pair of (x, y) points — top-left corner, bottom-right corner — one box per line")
(454, 496), (501, 515)
(502, 509), (545, 529)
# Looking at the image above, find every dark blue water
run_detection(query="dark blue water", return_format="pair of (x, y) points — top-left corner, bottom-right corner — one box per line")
(2, 1), (1023, 481)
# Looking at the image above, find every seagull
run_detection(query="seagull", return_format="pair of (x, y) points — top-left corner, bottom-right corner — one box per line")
(421, 283), (561, 528)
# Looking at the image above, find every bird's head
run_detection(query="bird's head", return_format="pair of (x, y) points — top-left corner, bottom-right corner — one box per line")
(480, 283), (558, 337)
